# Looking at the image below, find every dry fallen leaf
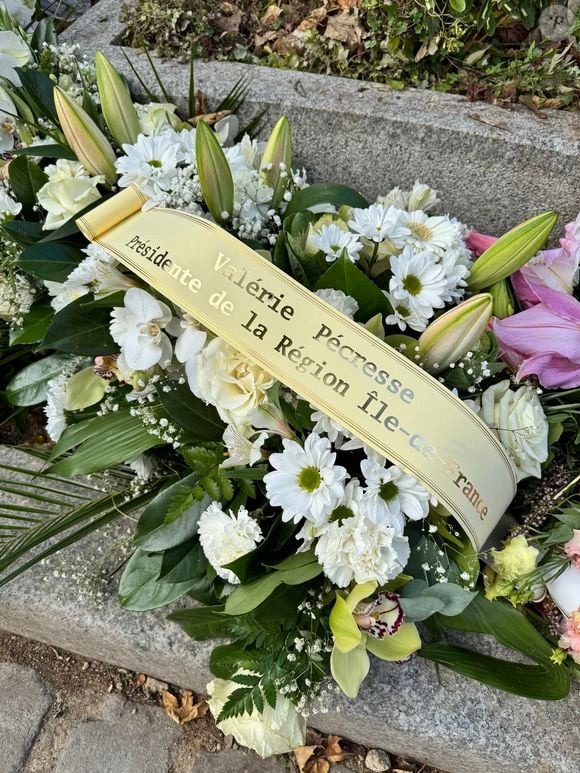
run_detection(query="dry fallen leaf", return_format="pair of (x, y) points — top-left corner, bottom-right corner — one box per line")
(326, 735), (345, 763)
(337, 0), (361, 7)
(305, 759), (330, 773)
(296, 6), (328, 32)
(261, 4), (282, 28)
(294, 745), (321, 772)
(324, 9), (363, 46)
(213, 2), (243, 35)
(162, 690), (209, 725)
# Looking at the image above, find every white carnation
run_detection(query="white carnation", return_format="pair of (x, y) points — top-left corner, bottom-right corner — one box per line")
(198, 502), (263, 584)
(315, 288), (359, 319)
(315, 512), (410, 587)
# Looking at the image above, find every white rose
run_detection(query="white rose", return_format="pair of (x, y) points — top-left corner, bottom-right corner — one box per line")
(207, 676), (306, 757)
(136, 102), (181, 135)
(187, 337), (274, 426)
(479, 380), (548, 481)
(0, 29), (31, 86)
(37, 163), (104, 230)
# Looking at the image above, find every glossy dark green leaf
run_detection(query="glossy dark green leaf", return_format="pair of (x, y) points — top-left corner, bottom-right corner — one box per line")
(8, 155), (48, 212)
(135, 472), (211, 551)
(17, 242), (82, 282)
(119, 549), (199, 611)
(15, 67), (58, 123)
(158, 381), (225, 441)
(12, 144), (76, 160)
(2, 220), (44, 246)
(158, 540), (206, 583)
(9, 297), (53, 345)
(315, 254), (392, 320)
(42, 293), (117, 354)
(284, 183), (369, 220)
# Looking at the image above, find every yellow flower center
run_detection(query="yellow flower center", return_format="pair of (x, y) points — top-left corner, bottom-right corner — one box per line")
(409, 221), (433, 242)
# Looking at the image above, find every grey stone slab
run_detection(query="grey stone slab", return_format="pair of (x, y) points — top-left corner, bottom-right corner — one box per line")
(62, 0), (580, 236)
(0, 443), (579, 773)
(0, 662), (54, 773)
(188, 748), (289, 773)
(53, 694), (181, 773)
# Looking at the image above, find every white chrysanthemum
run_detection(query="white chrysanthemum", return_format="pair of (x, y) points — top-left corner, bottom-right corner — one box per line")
(296, 479), (363, 551)
(399, 210), (458, 255)
(44, 373), (69, 441)
(310, 408), (347, 444)
(110, 288), (173, 370)
(348, 203), (410, 246)
(61, 243), (134, 300)
(315, 288), (359, 318)
(44, 280), (90, 312)
(309, 223), (363, 263)
(440, 244), (472, 303)
(116, 131), (180, 199)
(264, 433), (348, 525)
(187, 337), (274, 426)
(221, 424), (268, 469)
(389, 247), (447, 317)
(198, 502), (263, 584)
(174, 127), (197, 164)
(384, 294), (429, 333)
(360, 458), (431, 532)
(315, 512), (410, 587)
(232, 166), (273, 222)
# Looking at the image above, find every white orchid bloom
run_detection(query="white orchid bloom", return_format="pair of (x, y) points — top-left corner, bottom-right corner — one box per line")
(110, 288), (174, 370)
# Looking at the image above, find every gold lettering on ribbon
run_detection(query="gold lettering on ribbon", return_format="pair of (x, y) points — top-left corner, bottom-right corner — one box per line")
(78, 186), (517, 550)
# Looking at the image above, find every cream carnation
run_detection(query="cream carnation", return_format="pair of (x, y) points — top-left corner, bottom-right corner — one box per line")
(315, 512), (410, 587)
(198, 502), (263, 584)
(478, 380), (549, 481)
(188, 337), (274, 426)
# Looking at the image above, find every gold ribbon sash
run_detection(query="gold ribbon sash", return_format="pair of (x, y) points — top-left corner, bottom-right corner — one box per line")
(78, 187), (517, 550)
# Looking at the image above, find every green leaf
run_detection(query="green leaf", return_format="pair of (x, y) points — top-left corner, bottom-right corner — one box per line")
(135, 472), (211, 551)
(31, 17), (57, 53)
(119, 549), (199, 611)
(17, 242), (82, 282)
(9, 297), (53, 345)
(42, 293), (117, 354)
(15, 67), (58, 123)
(5, 353), (76, 406)
(210, 642), (255, 678)
(168, 605), (231, 640)
(49, 409), (164, 476)
(400, 579), (476, 622)
(224, 553), (323, 615)
(315, 255), (392, 321)
(12, 144), (76, 161)
(284, 183), (369, 220)
(159, 540), (205, 583)
(158, 382), (225, 441)
(2, 220), (44, 246)
(420, 594), (570, 699)
(8, 155), (48, 212)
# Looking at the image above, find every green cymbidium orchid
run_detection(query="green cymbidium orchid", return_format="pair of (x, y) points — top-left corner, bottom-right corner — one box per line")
(328, 581), (421, 698)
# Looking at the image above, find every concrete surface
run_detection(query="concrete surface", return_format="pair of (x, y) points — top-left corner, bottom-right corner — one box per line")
(62, 0), (580, 236)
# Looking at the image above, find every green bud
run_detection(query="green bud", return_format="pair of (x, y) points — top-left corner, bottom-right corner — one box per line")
(418, 293), (493, 373)
(364, 313), (385, 340)
(467, 211), (558, 291)
(95, 50), (140, 147)
(54, 87), (117, 185)
(195, 119), (234, 226)
(489, 279), (515, 319)
(260, 116), (292, 209)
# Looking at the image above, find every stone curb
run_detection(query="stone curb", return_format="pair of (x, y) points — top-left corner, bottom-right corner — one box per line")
(0, 446), (578, 773)
(61, 0), (580, 235)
